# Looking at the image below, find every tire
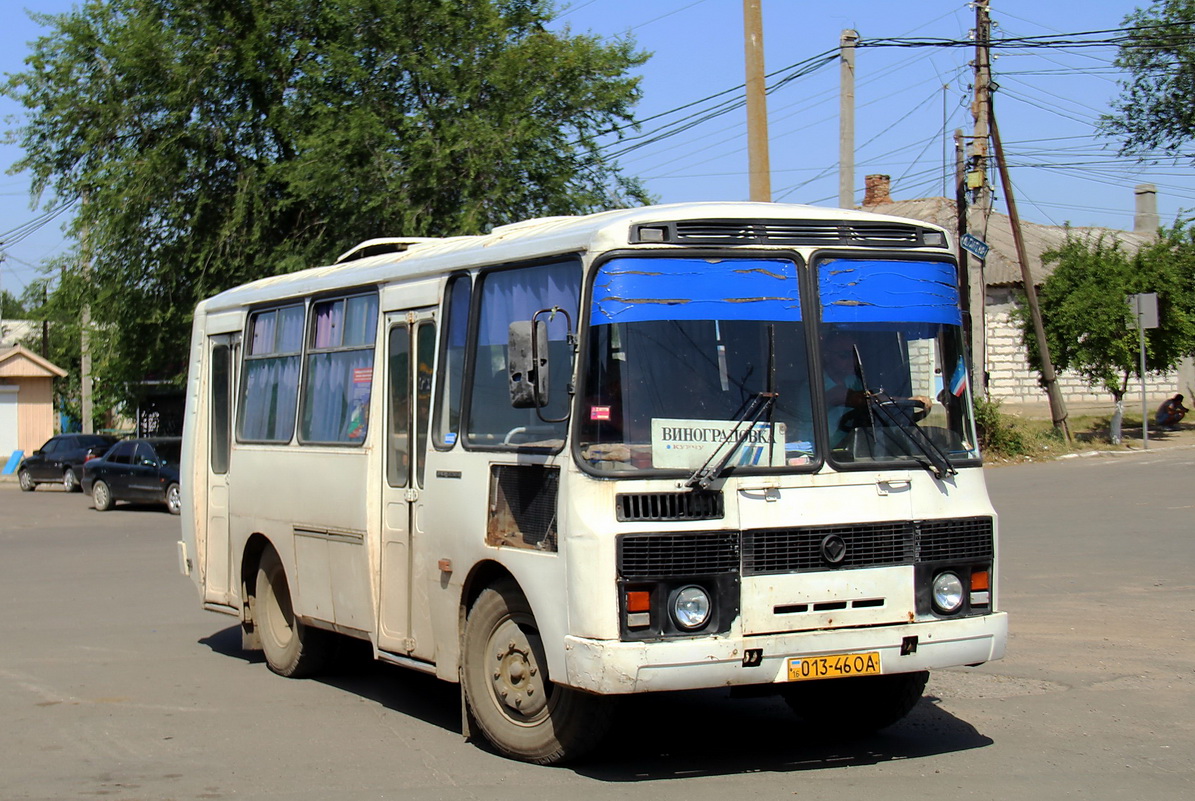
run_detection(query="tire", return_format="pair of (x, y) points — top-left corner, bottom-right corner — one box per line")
(165, 483), (181, 515)
(781, 670), (928, 736)
(63, 468), (80, 493)
(92, 480), (113, 511)
(461, 581), (613, 765)
(254, 547), (332, 678)
(18, 469), (35, 492)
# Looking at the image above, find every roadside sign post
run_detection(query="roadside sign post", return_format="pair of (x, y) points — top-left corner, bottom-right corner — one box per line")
(1128, 293), (1159, 448)
(960, 233), (990, 260)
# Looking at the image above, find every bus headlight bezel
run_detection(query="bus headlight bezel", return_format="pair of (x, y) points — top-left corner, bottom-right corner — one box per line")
(670, 585), (713, 631)
(931, 570), (965, 615)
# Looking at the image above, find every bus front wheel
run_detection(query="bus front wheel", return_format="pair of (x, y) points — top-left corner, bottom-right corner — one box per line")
(254, 547), (332, 678)
(780, 669), (928, 735)
(461, 581), (612, 765)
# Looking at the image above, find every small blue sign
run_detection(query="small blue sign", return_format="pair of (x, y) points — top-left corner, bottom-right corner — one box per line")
(960, 233), (990, 259)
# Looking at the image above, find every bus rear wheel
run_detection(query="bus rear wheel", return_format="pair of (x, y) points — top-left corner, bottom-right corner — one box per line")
(780, 669), (928, 735)
(462, 581), (612, 765)
(255, 547), (332, 678)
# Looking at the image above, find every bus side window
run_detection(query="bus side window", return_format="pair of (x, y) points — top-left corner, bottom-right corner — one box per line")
(211, 343), (230, 474)
(387, 324), (411, 487)
(433, 275), (471, 449)
(239, 305), (304, 442)
(300, 293), (379, 444)
(466, 260), (579, 448)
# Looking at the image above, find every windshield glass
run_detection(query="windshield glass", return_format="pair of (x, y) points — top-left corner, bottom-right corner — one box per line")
(576, 254), (979, 475)
(817, 257), (979, 468)
(578, 256), (813, 473)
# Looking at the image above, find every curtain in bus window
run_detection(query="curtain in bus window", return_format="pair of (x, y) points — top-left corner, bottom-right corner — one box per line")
(239, 356), (299, 441)
(302, 351), (375, 443)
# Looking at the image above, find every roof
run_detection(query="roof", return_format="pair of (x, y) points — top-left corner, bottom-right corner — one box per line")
(865, 197), (1154, 286)
(199, 201), (952, 314)
(0, 345), (68, 379)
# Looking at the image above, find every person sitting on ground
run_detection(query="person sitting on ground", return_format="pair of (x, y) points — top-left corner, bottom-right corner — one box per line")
(1155, 393), (1189, 430)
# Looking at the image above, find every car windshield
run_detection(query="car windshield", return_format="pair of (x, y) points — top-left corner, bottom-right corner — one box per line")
(576, 255), (979, 475)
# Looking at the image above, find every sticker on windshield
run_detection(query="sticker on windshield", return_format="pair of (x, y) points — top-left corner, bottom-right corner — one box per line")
(651, 418), (786, 469)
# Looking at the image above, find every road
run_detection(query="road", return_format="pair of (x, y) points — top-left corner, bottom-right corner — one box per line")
(1, 449), (1193, 800)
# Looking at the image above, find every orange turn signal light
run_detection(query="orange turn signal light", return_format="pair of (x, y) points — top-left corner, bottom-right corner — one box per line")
(971, 570), (990, 591)
(626, 590), (651, 613)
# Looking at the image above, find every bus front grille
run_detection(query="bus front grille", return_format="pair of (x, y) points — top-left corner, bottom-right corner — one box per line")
(742, 517), (994, 575)
(616, 518), (993, 578)
(618, 532), (740, 579)
(616, 491), (724, 522)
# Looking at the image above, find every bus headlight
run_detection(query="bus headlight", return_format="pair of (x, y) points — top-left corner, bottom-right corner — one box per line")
(671, 585), (712, 630)
(931, 571), (965, 614)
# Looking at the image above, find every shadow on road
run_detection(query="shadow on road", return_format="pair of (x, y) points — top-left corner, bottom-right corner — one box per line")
(199, 625), (991, 777)
(575, 689), (990, 780)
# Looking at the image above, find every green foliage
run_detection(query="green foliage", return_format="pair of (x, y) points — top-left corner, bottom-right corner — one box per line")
(1, 289), (28, 318)
(4, 0), (650, 400)
(1104, 0), (1195, 159)
(1017, 226), (1195, 402)
(972, 396), (1028, 457)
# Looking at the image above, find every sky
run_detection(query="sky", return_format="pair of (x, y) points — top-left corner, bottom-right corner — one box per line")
(2, 0), (1191, 304)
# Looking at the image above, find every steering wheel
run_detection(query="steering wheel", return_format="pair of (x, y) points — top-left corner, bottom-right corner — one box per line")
(890, 397), (931, 422)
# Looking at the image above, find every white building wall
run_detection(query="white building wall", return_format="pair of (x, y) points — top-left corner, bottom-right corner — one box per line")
(982, 289), (1184, 412)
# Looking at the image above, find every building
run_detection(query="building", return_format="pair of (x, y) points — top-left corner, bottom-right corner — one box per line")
(861, 176), (1195, 413)
(0, 344), (68, 465)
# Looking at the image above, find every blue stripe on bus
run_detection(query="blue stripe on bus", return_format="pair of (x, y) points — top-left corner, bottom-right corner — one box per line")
(819, 259), (961, 325)
(591, 257), (801, 324)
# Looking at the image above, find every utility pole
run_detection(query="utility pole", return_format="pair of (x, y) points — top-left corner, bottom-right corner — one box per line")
(839, 29), (858, 209)
(966, 0), (993, 398)
(80, 194), (93, 435)
(991, 106), (1070, 440)
(954, 129), (972, 368)
(743, 0), (771, 202)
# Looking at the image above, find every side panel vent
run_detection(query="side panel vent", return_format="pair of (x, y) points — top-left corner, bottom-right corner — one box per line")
(618, 532), (740, 579)
(616, 491), (724, 522)
(486, 465), (559, 552)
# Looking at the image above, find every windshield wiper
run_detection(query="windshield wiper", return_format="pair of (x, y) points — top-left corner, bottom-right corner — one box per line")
(850, 346), (956, 480)
(684, 391), (779, 490)
(862, 391), (956, 479)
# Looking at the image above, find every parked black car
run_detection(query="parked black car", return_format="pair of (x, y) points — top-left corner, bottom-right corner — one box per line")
(82, 437), (182, 515)
(17, 433), (120, 493)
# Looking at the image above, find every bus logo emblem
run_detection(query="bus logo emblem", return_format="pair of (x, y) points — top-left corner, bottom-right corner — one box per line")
(820, 534), (847, 565)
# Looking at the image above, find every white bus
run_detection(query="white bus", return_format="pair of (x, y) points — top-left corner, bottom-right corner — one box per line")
(179, 201), (1007, 764)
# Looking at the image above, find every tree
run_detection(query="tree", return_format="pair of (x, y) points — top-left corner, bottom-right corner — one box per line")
(1104, 0), (1195, 159)
(4, 0), (649, 399)
(1020, 227), (1195, 442)
(1, 288), (28, 319)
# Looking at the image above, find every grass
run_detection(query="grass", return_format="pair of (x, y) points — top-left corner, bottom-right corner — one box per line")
(978, 401), (1187, 464)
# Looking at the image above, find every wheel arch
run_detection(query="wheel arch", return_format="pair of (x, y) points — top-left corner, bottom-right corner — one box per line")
(239, 532), (275, 651)
(456, 559), (572, 690)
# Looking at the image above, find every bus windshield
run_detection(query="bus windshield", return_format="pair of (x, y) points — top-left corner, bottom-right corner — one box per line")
(577, 255), (979, 474)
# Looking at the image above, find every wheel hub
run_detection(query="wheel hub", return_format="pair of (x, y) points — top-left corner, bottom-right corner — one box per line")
(488, 621), (548, 719)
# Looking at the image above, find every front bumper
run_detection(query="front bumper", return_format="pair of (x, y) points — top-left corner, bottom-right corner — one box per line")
(563, 611), (1007, 694)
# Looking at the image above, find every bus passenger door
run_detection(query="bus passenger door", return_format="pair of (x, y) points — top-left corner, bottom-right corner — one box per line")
(204, 333), (238, 605)
(378, 310), (435, 655)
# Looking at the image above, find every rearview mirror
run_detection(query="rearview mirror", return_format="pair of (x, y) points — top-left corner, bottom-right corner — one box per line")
(508, 320), (549, 408)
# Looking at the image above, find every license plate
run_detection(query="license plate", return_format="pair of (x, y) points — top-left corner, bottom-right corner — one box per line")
(787, 651), (882, 681)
